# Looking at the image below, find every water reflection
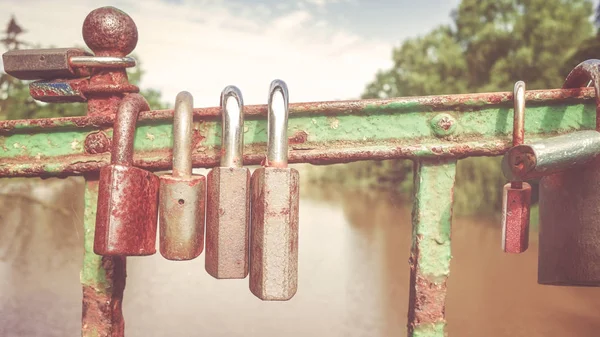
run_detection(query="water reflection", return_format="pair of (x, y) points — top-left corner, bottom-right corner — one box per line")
(0, 177), (600, 336)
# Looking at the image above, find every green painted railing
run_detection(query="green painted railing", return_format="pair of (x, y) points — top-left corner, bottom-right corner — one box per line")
(0, 88), (595, 177)
(0, 86), (597, 336)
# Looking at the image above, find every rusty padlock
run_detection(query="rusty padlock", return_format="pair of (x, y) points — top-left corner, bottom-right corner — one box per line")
(94, 93), (160, 256)
(159, 91), (206, 261)
(250, 80), (300, 301)
(500, 81), (531, 253)
(205, 86), (250, 278)
(3, 48), (135, 80)
(2, 48), (93, 80)
(501, 59), (600, 286)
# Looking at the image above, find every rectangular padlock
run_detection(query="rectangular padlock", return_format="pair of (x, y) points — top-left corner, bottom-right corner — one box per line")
(159, 92), (205, 261)
(250, 80), (300, 301)
(2, 48), (92, 80)
(205, 86), (250, 279)
(94, 94), (159, 256)
(500, 81), (531, 253)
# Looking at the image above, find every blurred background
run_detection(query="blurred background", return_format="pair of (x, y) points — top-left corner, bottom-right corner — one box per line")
(2, 0), (600, 336)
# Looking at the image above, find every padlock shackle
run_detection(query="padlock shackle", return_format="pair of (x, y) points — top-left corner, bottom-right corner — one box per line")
(172, 91), (194, 178)
(111, 93), (150, 166)
(511, 81), (526, 189)
(266, 79), (289, 168)
(513, 81), (526, 147)
(220, 86), (244, 168)
(563, 59), (600, 131)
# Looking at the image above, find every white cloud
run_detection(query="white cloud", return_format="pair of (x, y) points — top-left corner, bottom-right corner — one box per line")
(303, 0), (353, 8)
(0, 0), (394, 107)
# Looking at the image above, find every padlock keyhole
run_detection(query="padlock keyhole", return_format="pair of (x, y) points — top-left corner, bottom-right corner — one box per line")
(178, 199), (185, 205)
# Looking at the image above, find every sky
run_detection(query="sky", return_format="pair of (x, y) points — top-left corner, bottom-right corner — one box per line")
(1, 0), (461, 107)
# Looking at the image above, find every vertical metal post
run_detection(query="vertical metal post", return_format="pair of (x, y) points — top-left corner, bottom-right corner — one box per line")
(81, 177), (126, 337)
(407, 159), (456, 337)
(78, 6), (140, 337)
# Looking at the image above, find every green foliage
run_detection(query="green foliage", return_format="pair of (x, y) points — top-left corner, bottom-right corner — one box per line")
(311, 0), (597, 216)
(365, 0), (594, 99)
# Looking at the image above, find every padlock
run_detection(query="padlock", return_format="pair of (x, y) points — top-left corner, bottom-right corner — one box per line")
(501, 59), (600, 286)
(205, 86), (250, 278)
(94, 93), (160, 256)
(2, 48), (136, 80)
(159, 91), (206, 261)
(500, 81), (531, 254)
(249, 80), (300, 301)
(2, 48), (92, 80)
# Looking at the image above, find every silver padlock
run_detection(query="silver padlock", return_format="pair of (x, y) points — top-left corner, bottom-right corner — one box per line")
(159, 91), (206, 261)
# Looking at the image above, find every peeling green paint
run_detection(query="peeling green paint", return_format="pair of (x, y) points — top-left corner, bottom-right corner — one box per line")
(412, 322), (447, 337)
(0, 131), (88, 157)
(80, 180), (108, 290)
(430, 113), (457, 137)
(133, 124), (171, 150)
(0, 99), (596, 166)
(409, 160), (456, 337)
(412, 160), (455, 279)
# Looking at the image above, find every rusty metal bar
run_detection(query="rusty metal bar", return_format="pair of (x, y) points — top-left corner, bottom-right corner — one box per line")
(408, 159), (456, 337)
(81, 177), (126, 337)
(0, 87), (596, 178)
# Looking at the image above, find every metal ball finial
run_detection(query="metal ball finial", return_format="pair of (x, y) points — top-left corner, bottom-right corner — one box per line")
(82, 6), (138, 57)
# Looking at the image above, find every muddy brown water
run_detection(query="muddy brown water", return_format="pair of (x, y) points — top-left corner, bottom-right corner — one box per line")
(0, 176), (599, 337)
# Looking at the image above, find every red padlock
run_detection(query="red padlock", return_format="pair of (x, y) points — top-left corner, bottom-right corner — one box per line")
(94, 93), (160, 256)
(501, 81), (531, 254)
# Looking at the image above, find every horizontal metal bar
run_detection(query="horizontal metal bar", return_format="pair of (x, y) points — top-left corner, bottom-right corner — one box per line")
(0, 87), (595, 178)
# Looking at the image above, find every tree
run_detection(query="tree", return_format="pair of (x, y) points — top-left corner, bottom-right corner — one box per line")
(356, 0), (596, 216)
(562, 3), (600, 76)
(0, 16), (168, 121)
(365, 0), (594, 99)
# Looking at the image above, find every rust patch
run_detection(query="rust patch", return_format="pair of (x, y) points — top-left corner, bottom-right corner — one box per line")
(407, 252), (448, 334)
(289, 130), (308, 144)
(81, 256), (126, 337)
(502, 183), (531, 253)
(438, 117), (453, 131)
(82, 6), (138, 57)
(95, 165), (159, 256)
(85, 131), (111, 154)
(82, 83), (139, 95)
(192, 128), (206, 149)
